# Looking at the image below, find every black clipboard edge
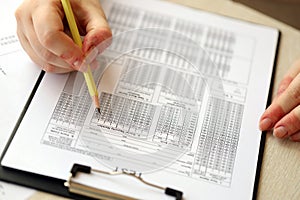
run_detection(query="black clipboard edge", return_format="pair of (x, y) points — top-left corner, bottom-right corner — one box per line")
(0, 166), (94, 200)
(0, 71), (94, 200)
(0, 70), (44, 161)
(252, 30), (281, 200)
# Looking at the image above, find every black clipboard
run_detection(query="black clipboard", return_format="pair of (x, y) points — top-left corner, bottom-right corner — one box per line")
(0, 32), (280, 199)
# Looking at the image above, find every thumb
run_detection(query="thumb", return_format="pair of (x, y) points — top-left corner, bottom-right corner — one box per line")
(78, 1), (112, 53)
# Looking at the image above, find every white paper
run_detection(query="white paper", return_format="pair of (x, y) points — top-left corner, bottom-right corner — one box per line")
(0, 0), (41, 154)
(2, 0), (278, 199)
(0, 1), (39, 199)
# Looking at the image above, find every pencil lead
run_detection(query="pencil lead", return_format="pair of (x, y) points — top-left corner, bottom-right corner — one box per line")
(97, 108), (101, 114)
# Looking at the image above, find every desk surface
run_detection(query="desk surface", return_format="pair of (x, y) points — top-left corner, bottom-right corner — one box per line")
(27, 0), (300, 199)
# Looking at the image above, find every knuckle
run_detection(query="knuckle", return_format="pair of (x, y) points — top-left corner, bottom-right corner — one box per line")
(277, 77), (292, 94)
(287, 111), (299, 124)
(287, 86), (300, 102)
(285, 111), (300, 135)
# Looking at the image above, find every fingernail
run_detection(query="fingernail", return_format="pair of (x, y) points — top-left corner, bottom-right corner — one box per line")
(259, 118), (273, 130)
(72, 59), (82, 70)
(273, 126), (288, 138)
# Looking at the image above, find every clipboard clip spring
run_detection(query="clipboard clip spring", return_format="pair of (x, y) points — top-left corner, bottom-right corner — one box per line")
(65, 163), (183, 200)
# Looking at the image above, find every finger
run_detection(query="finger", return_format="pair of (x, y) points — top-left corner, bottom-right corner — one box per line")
(83, 47), (99, 65)
(73, 0), (112, 53)
(259, 73), (300, 131)
(286, 59), (300, 77)
(17, 28), (73, 74)
(16, 28), (44, 69)
(273, 105), (300, 138)
(276, 59), (300, 97)
(93, 36), (113, 55)
(24, 27), (71, 69)
(15, 5), (43, 68)
(23, 19), (71, 69)
(82, 27), (112, 54)
(31, 3), (84, 70)
(289, 131), (300, 142)
(276, 76), (293, 97)
(43, 64), (74, 73)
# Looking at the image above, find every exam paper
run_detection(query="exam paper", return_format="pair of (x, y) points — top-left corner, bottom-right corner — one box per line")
(2, 0), (278, 199)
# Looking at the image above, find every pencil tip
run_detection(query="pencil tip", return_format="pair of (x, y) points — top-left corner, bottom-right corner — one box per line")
(97, 108), (101, 114)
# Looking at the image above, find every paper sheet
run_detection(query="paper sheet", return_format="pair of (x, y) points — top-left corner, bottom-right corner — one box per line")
(0, 47), (38, 197)
(0, 0), (41, 155)
(0, 1), (39, 199)
(0, 43), (41, 154)
(2, 0), (278, 199)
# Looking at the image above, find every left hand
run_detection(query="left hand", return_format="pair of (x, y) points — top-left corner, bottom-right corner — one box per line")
(259, 58), (300, 141)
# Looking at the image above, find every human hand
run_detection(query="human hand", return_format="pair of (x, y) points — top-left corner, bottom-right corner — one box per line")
(15, 0), (111, 73)
(259, 59), (300, 141)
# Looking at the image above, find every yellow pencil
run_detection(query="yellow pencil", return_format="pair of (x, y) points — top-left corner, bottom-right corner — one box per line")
(60, 0), (100, 113)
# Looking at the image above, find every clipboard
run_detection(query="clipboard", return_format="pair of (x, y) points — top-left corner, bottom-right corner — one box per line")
(65, 163), (183, 200)
(0, 0), (280, 199)
(0, 40), (280, 200)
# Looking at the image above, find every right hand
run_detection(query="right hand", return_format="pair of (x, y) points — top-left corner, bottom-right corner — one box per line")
(15, 0), (111, 73)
